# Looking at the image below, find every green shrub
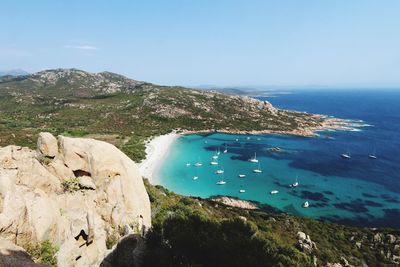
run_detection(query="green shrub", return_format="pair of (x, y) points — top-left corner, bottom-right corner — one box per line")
(36, 155), (52, 166)
(25, 240), (58, 266)
(106, 229), (120, 249)
(61, 177), (81, 192)
(120, 135), (146, 162)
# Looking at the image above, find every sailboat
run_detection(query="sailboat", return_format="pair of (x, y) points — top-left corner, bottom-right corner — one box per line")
(249, 152), (258, 163)
(193, 167), (199, 180)
(212, 149), (219, 160)
(302, 201), (310, 208)
(369, 147), (377, 159)
(216, 170), (226, 185)
(290, 176), (299, 187)
(341, 149), (351, 159)
(210, 157), (218, 165)
(194, 157), (203, 167)
(253, 163), (262, 173)
(215, 168), (224, 174)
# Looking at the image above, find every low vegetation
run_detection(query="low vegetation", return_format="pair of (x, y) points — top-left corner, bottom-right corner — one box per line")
(61, 177), (82, 192)
(24, 240), (58, 266)
(142, 180), (400, 266)
(0, 69), (324, 162)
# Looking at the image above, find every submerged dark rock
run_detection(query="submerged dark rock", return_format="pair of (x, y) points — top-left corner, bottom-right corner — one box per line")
(334, 200), (369, 213)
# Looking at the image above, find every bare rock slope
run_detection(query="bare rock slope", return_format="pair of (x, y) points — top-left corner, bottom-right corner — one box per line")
(0, 132), (151, 266)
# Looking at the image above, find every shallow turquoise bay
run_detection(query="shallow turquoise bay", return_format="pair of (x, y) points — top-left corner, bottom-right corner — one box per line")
(155, 90), (400, 228)
(155, 133), (399, 227)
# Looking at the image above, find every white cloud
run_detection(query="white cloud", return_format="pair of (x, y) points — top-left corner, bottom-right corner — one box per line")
(64, 45), (98, 50)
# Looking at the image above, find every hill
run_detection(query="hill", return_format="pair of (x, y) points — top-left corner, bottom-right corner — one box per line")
(0, 68), (349, 162)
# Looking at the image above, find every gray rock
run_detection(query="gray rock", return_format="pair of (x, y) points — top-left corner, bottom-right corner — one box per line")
(387, 234), (396, 244)
(373, 233), (383, 243)
(297, 231), (317, 253)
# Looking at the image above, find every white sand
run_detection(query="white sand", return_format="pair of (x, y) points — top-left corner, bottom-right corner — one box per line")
(138, 133), (179, 182)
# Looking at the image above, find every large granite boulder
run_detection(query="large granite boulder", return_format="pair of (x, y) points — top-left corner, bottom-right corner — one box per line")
(0, 133), (151, 267)
(0, 238), (47, 267)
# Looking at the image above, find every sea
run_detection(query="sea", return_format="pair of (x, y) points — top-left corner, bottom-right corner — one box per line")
(155, 89), (400, 228)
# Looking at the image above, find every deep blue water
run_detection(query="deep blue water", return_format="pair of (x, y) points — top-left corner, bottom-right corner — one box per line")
(156, 90), (400, 228)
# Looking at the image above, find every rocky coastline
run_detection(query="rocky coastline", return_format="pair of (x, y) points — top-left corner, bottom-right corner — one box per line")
(178, 115), (367, 137)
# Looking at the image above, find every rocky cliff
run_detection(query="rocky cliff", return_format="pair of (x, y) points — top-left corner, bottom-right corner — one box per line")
(0, 132), (151, 266)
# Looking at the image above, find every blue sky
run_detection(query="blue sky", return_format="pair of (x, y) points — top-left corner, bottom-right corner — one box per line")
(1, 0), (400, 87)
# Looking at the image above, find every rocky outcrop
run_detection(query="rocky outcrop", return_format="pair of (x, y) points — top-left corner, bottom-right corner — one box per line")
(37, 132), (58, 157)
(211, 196), (259, 210)
(326, 256), (354, 267)
(297, 231), (317, 253)
(0, 133), (151, 266)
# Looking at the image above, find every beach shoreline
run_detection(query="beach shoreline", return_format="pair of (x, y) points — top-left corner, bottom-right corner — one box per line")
(138, 116), (366, 183)
(138, 132), (180, 183)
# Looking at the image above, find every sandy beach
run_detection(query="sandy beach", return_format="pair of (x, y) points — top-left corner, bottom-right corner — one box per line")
(138, 132), (180, 182)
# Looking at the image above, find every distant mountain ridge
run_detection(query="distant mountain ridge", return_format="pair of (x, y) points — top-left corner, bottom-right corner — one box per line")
(0, 69), (29, 77)
(0, 68), (143, 97)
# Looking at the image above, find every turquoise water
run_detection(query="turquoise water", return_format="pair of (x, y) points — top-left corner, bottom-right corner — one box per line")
(156, 90), (400, 228)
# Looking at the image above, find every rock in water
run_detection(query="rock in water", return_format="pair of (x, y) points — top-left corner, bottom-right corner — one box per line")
(0, 133), (151, 266)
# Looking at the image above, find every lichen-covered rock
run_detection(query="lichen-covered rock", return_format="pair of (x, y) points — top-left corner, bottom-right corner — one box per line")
(0, 133), (151, 267)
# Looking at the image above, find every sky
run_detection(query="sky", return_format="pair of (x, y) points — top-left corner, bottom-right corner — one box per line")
(1, 0), (400, 88)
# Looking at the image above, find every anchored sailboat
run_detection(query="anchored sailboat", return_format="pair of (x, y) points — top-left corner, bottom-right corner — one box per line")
(290, 175), (299, 187)
(341, 149), (351, 159)
(216, 170), (226, 185)
(210, 160), (218, 165)
(215, 168), (224, 174)
(249, 152), (258, 163)
(253, 163), (262, 173)
(194, 157), (203, 167)
(369, 146), (377, 159)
